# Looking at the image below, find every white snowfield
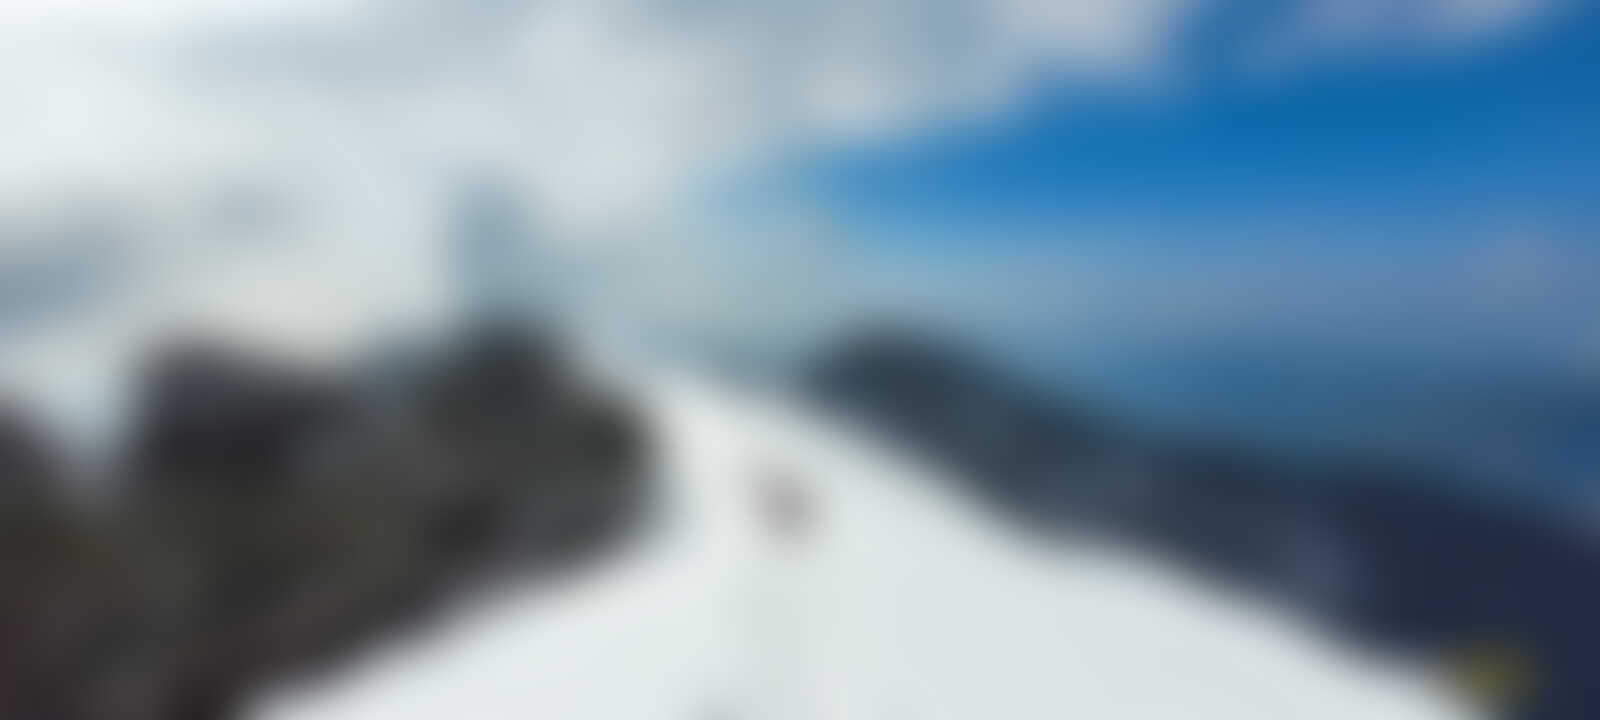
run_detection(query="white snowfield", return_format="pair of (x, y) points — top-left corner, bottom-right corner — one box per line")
(255, 373), (1476, 720)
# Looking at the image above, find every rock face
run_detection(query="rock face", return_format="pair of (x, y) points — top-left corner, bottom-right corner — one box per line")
(0, 408), (161, 720)
(0, 325), (648, 720)
(808, 325), (1600, 720)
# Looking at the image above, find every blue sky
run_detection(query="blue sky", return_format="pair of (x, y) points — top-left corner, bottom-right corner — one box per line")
(724, 1), (1600, 396)
(803, 2), (1600, 253)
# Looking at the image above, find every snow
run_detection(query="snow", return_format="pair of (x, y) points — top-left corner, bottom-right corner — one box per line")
(253, 372), (1477, 720)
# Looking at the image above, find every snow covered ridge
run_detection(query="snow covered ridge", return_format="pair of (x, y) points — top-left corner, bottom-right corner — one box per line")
(255, 372), (1474, 720)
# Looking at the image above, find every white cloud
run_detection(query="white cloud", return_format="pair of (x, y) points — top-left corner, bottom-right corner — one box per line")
(1247, 0), (1562, 72)
(0, 0), (1201, 239)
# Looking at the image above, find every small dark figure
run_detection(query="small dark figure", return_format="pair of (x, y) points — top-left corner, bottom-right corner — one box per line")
(755, 467), (813, 543)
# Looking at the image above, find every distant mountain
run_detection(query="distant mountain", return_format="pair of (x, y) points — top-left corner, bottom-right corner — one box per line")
(808, 325), (1600, 720)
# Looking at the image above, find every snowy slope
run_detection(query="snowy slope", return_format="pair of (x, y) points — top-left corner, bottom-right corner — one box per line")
(253, 373), (1476, 720)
